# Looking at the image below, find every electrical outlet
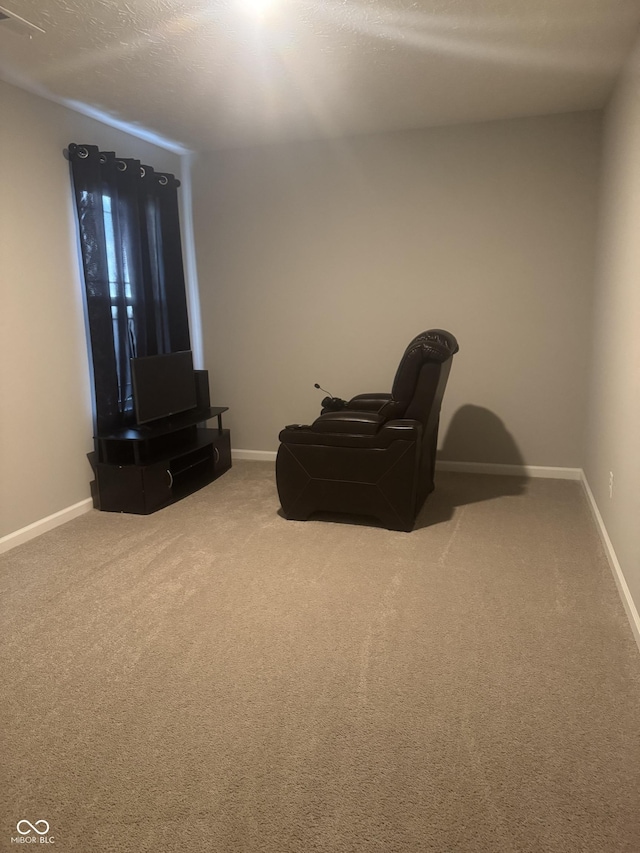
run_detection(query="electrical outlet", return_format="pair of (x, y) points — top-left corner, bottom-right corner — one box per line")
(609, 471), (614, 499)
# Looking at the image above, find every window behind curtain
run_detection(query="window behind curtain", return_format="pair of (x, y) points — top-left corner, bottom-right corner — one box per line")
(68, 144), (191, 435)
(103, 192), (135, 414)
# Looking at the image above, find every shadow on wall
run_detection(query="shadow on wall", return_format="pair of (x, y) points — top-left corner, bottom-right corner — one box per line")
(416, 405), (528, 529)
(438, 404), (526, 466)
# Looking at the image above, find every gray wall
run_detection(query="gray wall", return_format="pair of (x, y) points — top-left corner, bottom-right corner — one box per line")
(0, 79), (182, 539)
(585, 45), (640, 611)
(193, 112), (602, 464)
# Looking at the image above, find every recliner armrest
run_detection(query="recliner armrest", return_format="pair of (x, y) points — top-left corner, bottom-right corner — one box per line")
(347, 393), (392, 412)
(379, 419), (422, 441)
(278, 415), (421, 447)
(310, 411), (385, 435)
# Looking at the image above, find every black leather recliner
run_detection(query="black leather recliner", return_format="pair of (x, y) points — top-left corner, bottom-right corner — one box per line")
(276, 329), (459, 531)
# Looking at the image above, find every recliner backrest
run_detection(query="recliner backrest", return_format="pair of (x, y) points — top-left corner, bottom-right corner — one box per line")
(379, 329), (459, 422)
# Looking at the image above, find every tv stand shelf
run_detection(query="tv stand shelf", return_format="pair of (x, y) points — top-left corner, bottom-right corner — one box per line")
(93, 407), (231, 514)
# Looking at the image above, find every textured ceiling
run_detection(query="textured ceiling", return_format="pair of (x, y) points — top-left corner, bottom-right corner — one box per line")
(1, 0), (640, 151)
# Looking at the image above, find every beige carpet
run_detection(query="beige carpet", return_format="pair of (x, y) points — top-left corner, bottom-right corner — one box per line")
(1, 462), (639, 853)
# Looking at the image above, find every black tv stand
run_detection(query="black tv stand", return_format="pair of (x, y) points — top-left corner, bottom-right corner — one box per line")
(93, 407), (231, 514)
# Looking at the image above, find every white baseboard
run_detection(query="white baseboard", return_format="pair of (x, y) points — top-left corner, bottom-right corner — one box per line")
(0, 498), (94, 555)
(580, 473), (640, 652)
(233, 449), (278, 462)
(436, 460), (582, 479)
(232, 450), (582, 481)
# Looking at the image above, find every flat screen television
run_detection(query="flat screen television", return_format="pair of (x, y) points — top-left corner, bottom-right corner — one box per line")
(131, 350), (197, 425)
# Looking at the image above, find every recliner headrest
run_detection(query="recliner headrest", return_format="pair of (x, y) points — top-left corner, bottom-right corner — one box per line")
(380, 329), (459, 419)
(403, 329), (459, 363)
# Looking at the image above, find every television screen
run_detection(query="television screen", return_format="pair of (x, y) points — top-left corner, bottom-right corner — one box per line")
(131, 350), (197, 425)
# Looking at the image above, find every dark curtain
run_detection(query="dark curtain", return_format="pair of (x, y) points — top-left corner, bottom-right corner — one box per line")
(68, 143), (190, 435)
